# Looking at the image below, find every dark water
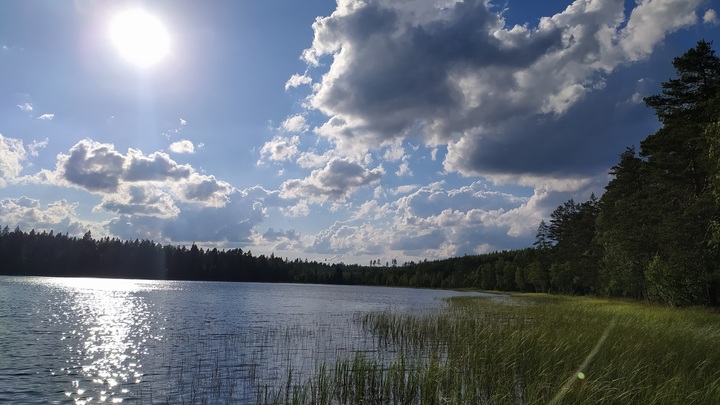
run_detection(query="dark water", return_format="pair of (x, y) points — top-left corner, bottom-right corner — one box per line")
(0, 276), (487, 404)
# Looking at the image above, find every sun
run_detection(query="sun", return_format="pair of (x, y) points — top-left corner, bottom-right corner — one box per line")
(109, 9), (170, 68)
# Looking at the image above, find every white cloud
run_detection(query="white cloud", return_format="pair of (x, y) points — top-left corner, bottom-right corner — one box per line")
(383, 143), (405, 162)
(0, 197), (95, 237)
(704, 9), (718, 24)
(17, 103), (33, 112)
(296, 150), (334, 168)
(37, 113), (54, 120)
(281, 158), (384, 202)
(280, 115), (309, 133)
(30, 139), (236, 216)
(351, 199), (390, 221)
(391, 184), (418, 195)
(0, 134), (28, 187)
(395, 156), (413, 177)
(180, 118), (187, 125)
(28, 138), (48, 157)
(169, 140), (196, 154)
(620, 0), (702, 61)
(308, 221), (385, 255)
(259, 135), (300, 162)
(285, 73), (313, 90)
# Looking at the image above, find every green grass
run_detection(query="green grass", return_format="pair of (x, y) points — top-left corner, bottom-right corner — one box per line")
(258, 294), (720, 404)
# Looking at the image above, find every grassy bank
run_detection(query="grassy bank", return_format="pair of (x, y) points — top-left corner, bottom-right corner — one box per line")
(259, 294), (720, 404)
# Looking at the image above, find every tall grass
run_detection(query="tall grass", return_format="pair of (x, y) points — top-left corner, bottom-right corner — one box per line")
(259, 295), (720, 404)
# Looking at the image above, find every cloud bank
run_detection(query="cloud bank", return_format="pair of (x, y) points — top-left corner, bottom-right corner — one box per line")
(296, 0), (704, 179)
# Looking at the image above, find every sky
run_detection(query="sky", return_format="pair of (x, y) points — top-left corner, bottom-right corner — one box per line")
(1, 0), (719, 265)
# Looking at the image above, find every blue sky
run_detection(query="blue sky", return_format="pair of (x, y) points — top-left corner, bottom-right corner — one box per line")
(1, 0), (718, 265)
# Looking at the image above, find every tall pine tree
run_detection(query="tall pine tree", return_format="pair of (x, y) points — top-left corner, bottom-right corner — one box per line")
(597, 40), (720, 305)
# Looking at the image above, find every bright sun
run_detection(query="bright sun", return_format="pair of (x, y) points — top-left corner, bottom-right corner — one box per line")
(110, 9), (170, 68)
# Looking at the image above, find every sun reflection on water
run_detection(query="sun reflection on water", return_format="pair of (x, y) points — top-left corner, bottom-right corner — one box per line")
(44, 278), (161, 403)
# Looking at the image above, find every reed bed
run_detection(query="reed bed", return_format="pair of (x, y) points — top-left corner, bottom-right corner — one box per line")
(258, 295), (720, 404)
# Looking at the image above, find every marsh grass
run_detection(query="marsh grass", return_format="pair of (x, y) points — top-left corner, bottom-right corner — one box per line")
(259, 295), (720, 404)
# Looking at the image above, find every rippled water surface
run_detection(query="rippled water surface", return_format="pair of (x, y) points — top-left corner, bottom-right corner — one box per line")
(0, 276), (484, 403)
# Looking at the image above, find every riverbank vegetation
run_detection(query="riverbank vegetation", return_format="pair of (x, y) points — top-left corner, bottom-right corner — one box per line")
(2, 41), (720, 307)
(258, 294), (720, 404)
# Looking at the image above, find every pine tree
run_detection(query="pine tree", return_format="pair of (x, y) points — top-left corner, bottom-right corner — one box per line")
(625, 40), (720, 305)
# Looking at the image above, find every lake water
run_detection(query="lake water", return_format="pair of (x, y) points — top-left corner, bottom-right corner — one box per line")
(0, 276), (488, 404)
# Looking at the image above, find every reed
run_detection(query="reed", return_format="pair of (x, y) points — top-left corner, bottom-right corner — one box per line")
(259, 294), (720, 404)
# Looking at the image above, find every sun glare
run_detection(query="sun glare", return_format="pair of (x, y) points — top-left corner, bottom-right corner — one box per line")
(110, 9), (170, 68)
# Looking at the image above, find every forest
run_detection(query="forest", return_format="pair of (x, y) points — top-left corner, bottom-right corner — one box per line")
(1, 41), (719, 307)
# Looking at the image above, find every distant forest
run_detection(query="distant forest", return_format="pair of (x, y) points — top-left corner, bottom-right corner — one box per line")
(2, 41), (720, 307)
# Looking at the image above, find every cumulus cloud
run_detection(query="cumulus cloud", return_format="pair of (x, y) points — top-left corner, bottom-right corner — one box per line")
(308, 221), (385, 255)
(296, 150), (334, 168)
(33, 139), (236, 217)
(395, 156), (413, 177)
(17, 103), (33, 112)
(59, 140), (126, 192)
(300, 176), (603, 260)
(179, 174), (234, 207)
(0, 134), (28, 187)
(281, 158), (384, 202)
(298, 0), (705, 179)
(124, 149), (193, 182)
(620, 0), (702, 61)
(351, 199), (390, 221)
(97, 185), (180, 218)
(37, 113), (54, 120)
(169, 140), (195, 154)
(0, 197), (93, 236)
(106, 186), (290, 244)
(259, 136), (300, 162)
(280, 115), (309, 133)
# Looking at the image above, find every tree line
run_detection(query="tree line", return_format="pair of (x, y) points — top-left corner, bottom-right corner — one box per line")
(0, 224), (537, 288)
(1, 41), (719, 306)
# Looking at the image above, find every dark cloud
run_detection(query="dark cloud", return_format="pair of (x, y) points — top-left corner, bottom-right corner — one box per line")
(98, 186), (179, 218)
(104, 184), (295, 245)
(389, 229), (444, 252)
(14, 196), (39, 208)
(181, 175), (232, 205)
(262, 228), (299, 242)
(62, 140), (124, 192)
(106, 190), (268, 244)
(302, 0), (705, 177)
(123, 150), (192, 181)
(53, 140), (235, 210)
(445, 73), (660, 176)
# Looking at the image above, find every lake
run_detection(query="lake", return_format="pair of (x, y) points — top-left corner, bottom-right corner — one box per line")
(0, 276), (489, 404)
